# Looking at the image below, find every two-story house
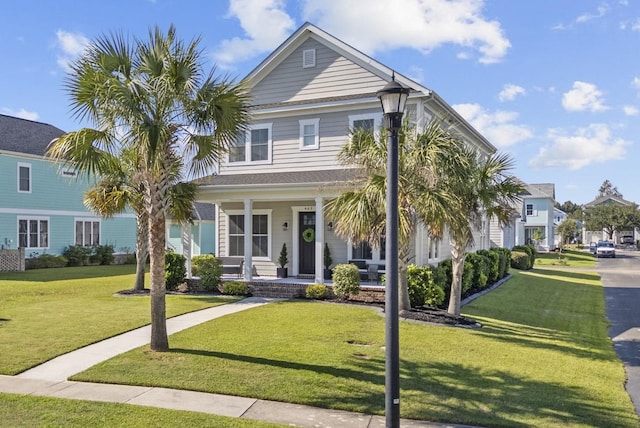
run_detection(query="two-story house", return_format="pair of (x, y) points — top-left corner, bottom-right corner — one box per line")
(490, 183), (556, 251)
(196, 22), (495, 283)
(0, 114), (137, 258)
(582, 194), (638, 244)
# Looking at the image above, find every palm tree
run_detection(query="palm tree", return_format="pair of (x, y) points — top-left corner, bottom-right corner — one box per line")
(326, 120), (465, 312)
(47, 25), (250, 351)
(444, 145), (523, 315)
(83, 148), (197, 291)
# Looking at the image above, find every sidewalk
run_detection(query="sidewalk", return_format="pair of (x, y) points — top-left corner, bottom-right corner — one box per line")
(2, 297), (477, 428)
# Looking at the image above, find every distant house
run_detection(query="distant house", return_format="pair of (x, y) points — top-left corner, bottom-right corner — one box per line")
(195, 22), (496, 282)
(0, 114), (137, 257)
(490, 183), (557, 251)
(582, 194), (637, 244)
(166, 202), (216, 257)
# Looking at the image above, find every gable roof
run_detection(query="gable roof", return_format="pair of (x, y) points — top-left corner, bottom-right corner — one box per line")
(0, 114), (65, 157)
(244, 22), (495, 154)
(584, 194), (635, 208)
(521, 183), (555, 200)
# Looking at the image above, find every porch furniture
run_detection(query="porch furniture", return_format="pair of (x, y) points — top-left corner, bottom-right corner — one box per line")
(220, 256), (244, 277)
(367, 264), (379, 284)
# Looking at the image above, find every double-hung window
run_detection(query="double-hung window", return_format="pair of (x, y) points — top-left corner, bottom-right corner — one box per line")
(349, 114), (380, 137)
(228, 124), (272, 164)
(526, 204), (534, 216)
(299, 118), (320, 150)
(75, 219), (100, 246)
(18, 218), (49, 248)
(227, 211), (271, 258)
(17, 163), (31, 193)
(351, 238), (385, 261)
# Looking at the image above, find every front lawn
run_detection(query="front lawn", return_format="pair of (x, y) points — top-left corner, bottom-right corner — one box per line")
(0, 265), (235, 375)
(73, 269), (638, 427)
(534, 248), (596, 268)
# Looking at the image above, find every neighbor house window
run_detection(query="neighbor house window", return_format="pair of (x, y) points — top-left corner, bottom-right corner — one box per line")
(228, 124), (272, 164)
(17, 163), (31, 193)
(351, 238), (385, 261)
(526, 204), (534, 216)
(227, 211), (271, 258)
(349, 114), (378, 133)
(75, 219), (100, 246)
(18, 218), (49, 248)
(299, 118), (320, 150)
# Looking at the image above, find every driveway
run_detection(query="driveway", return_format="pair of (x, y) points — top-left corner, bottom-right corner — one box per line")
(600, 249), (640, 415)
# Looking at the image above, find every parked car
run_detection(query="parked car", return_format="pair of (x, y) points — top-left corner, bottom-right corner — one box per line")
(621, 235), (634, 244)
(589, 242), (597, 254)
(596, 241), (616, 258)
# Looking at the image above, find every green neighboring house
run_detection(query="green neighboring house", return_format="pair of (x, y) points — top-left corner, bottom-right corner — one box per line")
(0, 114), (137, 258)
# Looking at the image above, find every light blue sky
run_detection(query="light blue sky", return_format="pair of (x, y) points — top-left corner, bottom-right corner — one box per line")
(2, 0), (639, 205)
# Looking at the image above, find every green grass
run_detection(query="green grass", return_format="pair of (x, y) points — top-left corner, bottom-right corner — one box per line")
(0, 393), (282, 427)
(0, 265), (236, 375)
(73, 269), (638, 428)
(534, 248), (596, 268)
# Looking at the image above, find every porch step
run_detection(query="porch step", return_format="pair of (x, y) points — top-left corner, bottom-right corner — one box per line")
(296, 274), (314, 279)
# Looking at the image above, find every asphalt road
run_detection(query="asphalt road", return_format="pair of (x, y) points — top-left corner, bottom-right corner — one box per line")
(600, 249), (640, 415)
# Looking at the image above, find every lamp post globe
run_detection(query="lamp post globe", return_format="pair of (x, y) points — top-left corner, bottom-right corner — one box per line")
(376, 72), (409, 428)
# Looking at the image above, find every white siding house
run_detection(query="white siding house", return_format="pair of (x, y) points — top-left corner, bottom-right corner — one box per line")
(196, 22), (496, 282)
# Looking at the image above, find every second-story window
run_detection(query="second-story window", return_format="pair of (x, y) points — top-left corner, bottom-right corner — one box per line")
(349, 114), (380, 136)
(228, 124), (272, 165)
(17, 163), (31, 193)
(526, 204), (534, 216)
(299, 118), (320, 150)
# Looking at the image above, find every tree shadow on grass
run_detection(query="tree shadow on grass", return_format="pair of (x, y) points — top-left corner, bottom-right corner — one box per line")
(169, 347), (636, 427)
(529, 268), (600, 282)
(0, 265), (137, 282)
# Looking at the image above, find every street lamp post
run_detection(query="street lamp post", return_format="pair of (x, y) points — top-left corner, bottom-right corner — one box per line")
(376, 73), (409, 428)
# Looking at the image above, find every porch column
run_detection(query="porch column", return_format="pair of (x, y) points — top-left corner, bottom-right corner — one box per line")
(243, 199), (253, 281)
(315, 196), (324, 284)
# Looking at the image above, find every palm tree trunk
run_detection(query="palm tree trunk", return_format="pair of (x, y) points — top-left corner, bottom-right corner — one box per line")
(134, 212), (148, 291)
(148, 182), (169, 351)
(398, 244), (412, 312)
(447, 240), (467, 316)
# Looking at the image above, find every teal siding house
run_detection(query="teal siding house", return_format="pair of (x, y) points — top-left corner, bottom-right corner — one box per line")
(167, 202), (217, 256)
(0, 114), (137, 257)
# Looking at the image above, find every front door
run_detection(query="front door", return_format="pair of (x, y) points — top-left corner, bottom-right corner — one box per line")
(299, 212), (316, 274)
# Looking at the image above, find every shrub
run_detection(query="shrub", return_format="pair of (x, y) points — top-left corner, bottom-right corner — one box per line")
(63, 245), (92, 266)
(332, 263), (360, 299)
(306, 284), (328, 299)
(466, 253), (488, 292)
(191, 255), (223, 291)
(512, 245), (534, 269)
(407, 264), (445, 308)
(30, 254), (68, 269)
(511, 251), (530, 270)
(220, 280), (247, 295)
(165, 251), (186, 290)
(461, 260), (474, 296)
(434, 259), (453, 305)
(495, 248), (511, 278)
(91, 244), (115, 265)
(483, 249), (501, 283)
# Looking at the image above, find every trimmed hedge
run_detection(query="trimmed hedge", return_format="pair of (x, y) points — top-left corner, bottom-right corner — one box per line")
(332, 263), (361, 299)
(407, 264), (445, 308)
(165, 251), (186, 290)
(191, 255), (223, 291)
(511, 251), (530, 270)
(512, 245), (535, 269)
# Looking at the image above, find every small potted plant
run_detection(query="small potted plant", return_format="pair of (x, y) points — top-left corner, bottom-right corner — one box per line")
(277, 243), (289, 278)
(323, 242), (333, 280)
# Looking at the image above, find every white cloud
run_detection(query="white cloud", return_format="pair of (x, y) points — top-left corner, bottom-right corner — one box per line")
(576, 5), (609, 23)
(623, 105), (639, 116)
(529, 124), (630, 170)
(55, 30), (90, 72)
(304, 0), (510, 64)
(1, 108), (39, 121)
(452, 103), (533, 148)
(562, 81), (608, 112)
(212, 0), (296, 68)
(498, 84), (526, 102)
(214, 0), (511, 68)
(632, 77), (640, 95)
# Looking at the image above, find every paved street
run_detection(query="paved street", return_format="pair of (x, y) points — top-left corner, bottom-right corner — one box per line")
(600, 249), (640, 415)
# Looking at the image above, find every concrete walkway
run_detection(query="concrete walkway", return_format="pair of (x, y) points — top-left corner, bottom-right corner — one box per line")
(2, 296), (474, 428)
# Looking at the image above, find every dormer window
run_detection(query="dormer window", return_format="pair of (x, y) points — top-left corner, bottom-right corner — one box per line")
(303, 49), (316, 68)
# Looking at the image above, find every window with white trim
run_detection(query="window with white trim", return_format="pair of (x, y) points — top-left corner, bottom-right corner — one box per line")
(299, 118), (320, 150)
(526, 204), (534, 216)
(18, 217), (49, 249)
(350, 238), (385, 261)
(75, 219), (100, 246)
(349, 114), (381, 136)
(226, 210), (271, 258)
(17, 163), (31, 193)
(228, 124), (272, 164)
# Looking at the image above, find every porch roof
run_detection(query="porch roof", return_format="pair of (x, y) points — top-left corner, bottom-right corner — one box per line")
(194, 169), (361, 187)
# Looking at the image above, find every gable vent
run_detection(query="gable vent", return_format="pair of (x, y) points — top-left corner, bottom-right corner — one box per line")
(303, 49), (316, 68)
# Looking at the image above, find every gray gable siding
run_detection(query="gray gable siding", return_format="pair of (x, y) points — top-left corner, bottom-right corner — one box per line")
(250, 38), (386, 106)
(221, 107), (382, 175)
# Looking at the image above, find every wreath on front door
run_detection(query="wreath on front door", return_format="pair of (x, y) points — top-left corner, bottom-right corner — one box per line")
(302, 227), (315, 243)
